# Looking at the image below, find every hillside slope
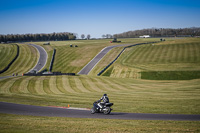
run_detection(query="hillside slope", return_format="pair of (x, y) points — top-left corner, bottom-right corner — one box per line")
(101, 38), (200, 79)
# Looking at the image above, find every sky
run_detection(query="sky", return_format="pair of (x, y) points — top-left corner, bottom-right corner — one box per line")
(0, 0), (200, 38)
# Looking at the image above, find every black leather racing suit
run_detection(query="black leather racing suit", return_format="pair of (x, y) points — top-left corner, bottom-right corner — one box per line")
(98, 96), (109, 109)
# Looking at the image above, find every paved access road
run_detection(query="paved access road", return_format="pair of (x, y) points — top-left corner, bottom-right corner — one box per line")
(27, 44), (47, 73)
(1, 102), (200, 121)
(78, 44), (133, 75)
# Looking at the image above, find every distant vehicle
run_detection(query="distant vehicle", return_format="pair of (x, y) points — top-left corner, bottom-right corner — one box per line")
(42, 71), (53, 75)
(43, 42), (50, 45)
(29, 69), (37, 74)
(139, 35), (150, 38)
(110, 38), (121, 43)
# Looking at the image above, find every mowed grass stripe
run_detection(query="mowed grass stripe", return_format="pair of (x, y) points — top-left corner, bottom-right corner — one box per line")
(192, 43), (200, 62)
(146, 45), (158, 63)
(35, 77), (46, 95)
(142, 45), (154, 63)
(54, 49), (77, 72)
(79, 77), (97, 92)
(1, 44), (37, 76)
(9, 78), (23, 93)
(73, 77), (90, 93)
(100, 77), (123, 91)
(188, 43), (195, 62)
(54, 49), (71, 67)
(94, 77), (114, 92)
(108, 78), (133, 90)
(43, 78), (54, 94)
(56, 76), (69, 94)
(3, 44), (27, 75)
(0, 45), (8, 69)
(17, 44), (32, 72)
(120, 42), (200, 73)
(25, 45), (38, 71)
(89, 78), (108, 92)
(0, 77), (21, 93)
(62, 76), (76, 93)
(18, 77), (34, 94)
(0, 44), (17, 71)
(49, 76), (63, 94)
(68, 76), (81, 93)
(84, 77), (102, 92)
(56, 49), (75, 64)
(151, 45), (163, 63)
(27, 77), (37, 94)
(99, 77), (118, 92)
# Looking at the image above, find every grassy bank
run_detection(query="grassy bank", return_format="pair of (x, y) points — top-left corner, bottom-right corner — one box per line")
(0, 38), (200, 132)
(0, 44), (18, 72)
(0, 75), (200, 114)
(0, 43), (38, 76)
(0, 113), (199, 133)
(101, 38), (200, 79)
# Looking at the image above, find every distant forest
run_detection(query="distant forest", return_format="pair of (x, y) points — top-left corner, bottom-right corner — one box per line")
(113, 27), (200, 38)
(0, 32), (76, 43)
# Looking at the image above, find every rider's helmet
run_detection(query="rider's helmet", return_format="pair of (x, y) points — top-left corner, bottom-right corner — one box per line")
(103, 94), (107, 96)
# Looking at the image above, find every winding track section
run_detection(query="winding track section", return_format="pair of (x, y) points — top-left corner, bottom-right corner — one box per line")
(27, 44), (47, 73)
(0, 102), (200, 121)
(78, 44), (132, 75)
(0, 44), (47, 79)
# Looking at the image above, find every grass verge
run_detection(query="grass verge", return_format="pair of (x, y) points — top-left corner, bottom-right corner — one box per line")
(0, 113), (199, 133)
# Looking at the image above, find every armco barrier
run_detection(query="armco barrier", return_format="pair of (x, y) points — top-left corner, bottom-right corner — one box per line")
(49, 49), (56, 72)
(24, 72), (75, 76)
(0, 44), (19, 74)
(97, 42), (158, 76)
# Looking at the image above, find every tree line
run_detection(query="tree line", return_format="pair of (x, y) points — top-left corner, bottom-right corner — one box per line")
(113, 27), (200, 38)
(81, 34), (91, 40)
(0, 32), (76, 43)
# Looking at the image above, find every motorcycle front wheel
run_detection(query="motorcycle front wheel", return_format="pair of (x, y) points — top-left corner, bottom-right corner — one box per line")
(91, 107), (96, 114)
(103, 107), (111, 115)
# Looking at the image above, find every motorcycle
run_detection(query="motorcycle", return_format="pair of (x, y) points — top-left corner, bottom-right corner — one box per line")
(91, 100), (113, 115)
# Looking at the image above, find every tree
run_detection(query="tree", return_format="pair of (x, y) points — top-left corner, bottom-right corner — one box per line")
(102, 34), (106, 38)
(81, 34), (85, 39)
(87, 34), (91, 40)
(106, 34), (112, 38)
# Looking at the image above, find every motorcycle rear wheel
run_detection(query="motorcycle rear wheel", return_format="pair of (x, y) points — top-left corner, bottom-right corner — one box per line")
(103, 107), (111, 115)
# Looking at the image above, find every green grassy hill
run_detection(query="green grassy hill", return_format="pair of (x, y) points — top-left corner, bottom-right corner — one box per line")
(0, 43), (38, 76)
(0, 38), (199, 114)
(0, 38), (200, 132)
(100, 38), (200, 79)
(0, 75), (199, 115)
(0, 44), (17, 71)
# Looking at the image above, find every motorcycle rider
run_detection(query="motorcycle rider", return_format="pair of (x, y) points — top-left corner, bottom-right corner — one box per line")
(97, 94), (109, 110)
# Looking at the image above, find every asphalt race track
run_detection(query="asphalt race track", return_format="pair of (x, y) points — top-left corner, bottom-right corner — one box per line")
(28, 44), (48, 73)
(1, 102), (200, 121)
(78, 44), (133, 75)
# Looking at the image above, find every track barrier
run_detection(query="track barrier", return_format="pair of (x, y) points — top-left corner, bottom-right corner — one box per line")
(49, 49), (56, 72)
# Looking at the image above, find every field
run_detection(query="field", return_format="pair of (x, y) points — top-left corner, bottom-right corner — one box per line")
(0, 38), (200, 132)
(0, 44), (18, 72)
(97, 38), (200, 79)
(0, 75), (200, 114)
(0, 43), (38, 76)
(0, 113), (199, 133)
